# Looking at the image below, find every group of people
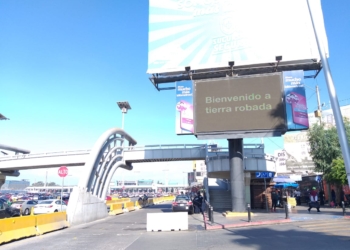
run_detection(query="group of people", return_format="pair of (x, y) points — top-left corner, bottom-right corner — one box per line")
(181, 191), (205, 214)
(271, 186), (350, 213)
(270, 186), (322, 212)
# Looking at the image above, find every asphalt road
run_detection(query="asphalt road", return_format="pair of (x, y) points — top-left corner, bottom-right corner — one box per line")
(2, 202), (350, 250)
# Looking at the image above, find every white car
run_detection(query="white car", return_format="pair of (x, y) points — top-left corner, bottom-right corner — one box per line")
(33, 199), (67, 214)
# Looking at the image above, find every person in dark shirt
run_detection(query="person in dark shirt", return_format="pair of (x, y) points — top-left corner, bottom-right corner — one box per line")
(331, 189), (336, 204)
(271, 188), (279, 212)
(193, 191), (203, 214)
(318, 189), (325, 206)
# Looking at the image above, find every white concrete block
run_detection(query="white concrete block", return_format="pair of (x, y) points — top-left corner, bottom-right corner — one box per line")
(147, 212), (188, 232)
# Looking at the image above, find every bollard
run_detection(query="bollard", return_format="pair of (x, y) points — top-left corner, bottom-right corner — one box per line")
(247, 203), (251, 222)
(207, 204), (211, 221)
(210, 206), (214, 224)
(342, 201), (346, 216)
(284, 202), (289, 219)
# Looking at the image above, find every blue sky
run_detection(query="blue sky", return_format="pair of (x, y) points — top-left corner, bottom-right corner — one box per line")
(1, 0), (350, 186)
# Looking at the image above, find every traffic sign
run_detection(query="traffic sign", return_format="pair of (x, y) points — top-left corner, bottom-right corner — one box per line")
(255, 172), (275, 178)
(58, 166), (68, 177)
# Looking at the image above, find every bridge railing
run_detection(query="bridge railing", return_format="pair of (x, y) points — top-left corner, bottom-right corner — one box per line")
(0, 149), (91, 161)
(123, 144), (207, 151)
(206, 143), (265, 160)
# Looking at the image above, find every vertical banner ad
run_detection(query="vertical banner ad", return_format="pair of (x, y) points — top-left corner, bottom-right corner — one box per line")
(283, 70), (309, 131)
(176, 80), (194, 135)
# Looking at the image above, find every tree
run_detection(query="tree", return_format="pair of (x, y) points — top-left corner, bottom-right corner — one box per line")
(308, 119), (350, 204)
(31, 181), (44, 187)
(307, 123), (341, 174)
(325, 158), (348, 204)
(48, 182), (58, 186)
(325, 158), (348, 186)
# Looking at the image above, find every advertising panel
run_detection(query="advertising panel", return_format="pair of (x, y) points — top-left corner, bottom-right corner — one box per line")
(176, 80), (194, 134)
(283, 70), (309, 130)
(148, 0), (327, 74)
(283, 131), (315, 171)
(194, 73), (286, 134)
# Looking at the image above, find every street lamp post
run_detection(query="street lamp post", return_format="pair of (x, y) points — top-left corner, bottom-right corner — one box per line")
(117, 101), (131, 130)
(0, 113), (9, 120)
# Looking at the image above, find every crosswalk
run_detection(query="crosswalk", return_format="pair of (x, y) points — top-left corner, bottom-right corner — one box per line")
(296, 219), (350, 238)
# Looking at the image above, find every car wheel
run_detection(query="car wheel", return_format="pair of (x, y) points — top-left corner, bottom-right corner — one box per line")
(54, 210), (58, 212)
(24, 208), (30, 215)
(188, 207), (194, 215)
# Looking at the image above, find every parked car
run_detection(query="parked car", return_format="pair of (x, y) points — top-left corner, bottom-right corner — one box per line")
(172, 195), (193, 214)
(11, 201), (24, 210)
(20, 200), (38, 215)
(33, 199), (67, 214)
(0, 200), (14, 219)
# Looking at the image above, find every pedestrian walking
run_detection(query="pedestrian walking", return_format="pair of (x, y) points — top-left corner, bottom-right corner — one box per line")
(294, 189), (301, 205)
(271, 188), (279, 212)
(193, 191), (203, 214)
(331, 189), (336, 205)
(308, 187), (320, 213)
(318, 189), (325, 206)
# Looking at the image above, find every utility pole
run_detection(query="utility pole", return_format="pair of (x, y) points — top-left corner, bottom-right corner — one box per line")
(45, 171), (48, 187)
(316, 85), (322, 123)
(307, 0), (350, 184)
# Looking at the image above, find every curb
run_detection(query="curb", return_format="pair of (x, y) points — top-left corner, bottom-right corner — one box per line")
(203, 212), (292, 230)
(205, 218), (292, 230)
(203, 214), (350, 230)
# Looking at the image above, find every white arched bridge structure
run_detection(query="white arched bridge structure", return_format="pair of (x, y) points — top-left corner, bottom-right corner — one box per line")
(0, 127), (274, 225)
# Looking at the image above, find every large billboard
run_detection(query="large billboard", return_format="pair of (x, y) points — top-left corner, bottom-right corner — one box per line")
(194, 73), (286, 135)
(148, 0), (328, 75)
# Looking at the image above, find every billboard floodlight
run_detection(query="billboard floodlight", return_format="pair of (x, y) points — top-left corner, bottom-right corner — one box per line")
(275, 56), (283, 61)
(275, 56), (283, 71)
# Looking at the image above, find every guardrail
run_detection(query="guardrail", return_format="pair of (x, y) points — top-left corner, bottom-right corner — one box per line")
(0, 212), (69, 245)
(107, 196), (175, 215)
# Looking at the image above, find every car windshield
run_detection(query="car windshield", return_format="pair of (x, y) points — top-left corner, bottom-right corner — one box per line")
(176, 196), (189, 202)
(38, 201), (53, 204)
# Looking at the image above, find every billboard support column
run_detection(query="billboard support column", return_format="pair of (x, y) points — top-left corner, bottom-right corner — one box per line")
(307, 0), (350, 183)
(229, 138), (245, 212)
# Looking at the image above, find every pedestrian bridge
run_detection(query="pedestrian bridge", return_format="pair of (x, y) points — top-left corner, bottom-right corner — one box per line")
(0, 144), (208, 171)
(0, 127), (273, 226)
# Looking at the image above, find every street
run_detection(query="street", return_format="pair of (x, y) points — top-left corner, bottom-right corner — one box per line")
(2, 202), (350, 250)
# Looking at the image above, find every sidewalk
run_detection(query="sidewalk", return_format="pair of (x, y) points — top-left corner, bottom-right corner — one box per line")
(203, 204), (350, 230)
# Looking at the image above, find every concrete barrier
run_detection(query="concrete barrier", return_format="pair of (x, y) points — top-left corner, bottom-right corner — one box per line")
(125, 201), (135, 212)
(148, 198), (154, 206)
(35, 212), (69, 235)
(134, 200), (142, 209)
(147, 212), (188, 232)
(0, 216), (37, 244)
(109, 203), (123, 215)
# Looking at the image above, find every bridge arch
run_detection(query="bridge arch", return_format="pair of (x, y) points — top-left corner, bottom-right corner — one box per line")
(67, 127), (137, 226)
